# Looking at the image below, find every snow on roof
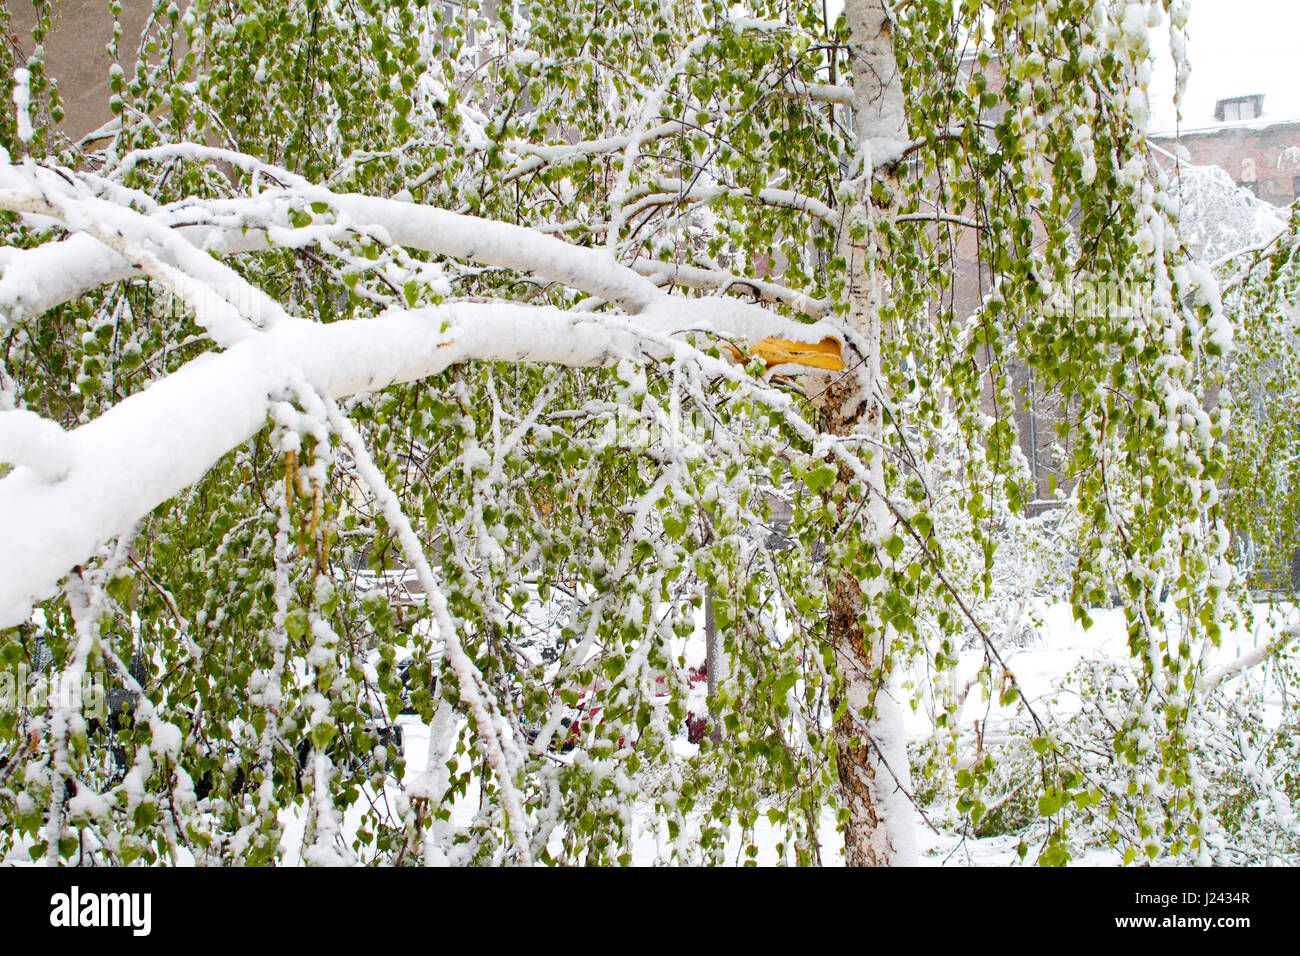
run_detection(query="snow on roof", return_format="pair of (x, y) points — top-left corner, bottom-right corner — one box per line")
(1152, 112), (1300, 139)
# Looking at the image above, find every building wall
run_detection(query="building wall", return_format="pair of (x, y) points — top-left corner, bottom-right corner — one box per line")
(1152, 122), (1300, 208)
(8, 0), (156, 142)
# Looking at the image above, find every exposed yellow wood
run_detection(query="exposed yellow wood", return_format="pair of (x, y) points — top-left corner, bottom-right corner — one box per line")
(724, 336), (846, 371)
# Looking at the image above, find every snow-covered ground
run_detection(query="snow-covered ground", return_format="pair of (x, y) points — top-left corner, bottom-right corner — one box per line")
(6, 596), (1292, 866)
(382, 598), (1297, 866)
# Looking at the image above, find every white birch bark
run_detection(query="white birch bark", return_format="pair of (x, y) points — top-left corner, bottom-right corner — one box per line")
(822, 0), (915, 867)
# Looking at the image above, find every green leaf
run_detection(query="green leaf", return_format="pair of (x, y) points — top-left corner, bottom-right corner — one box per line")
(1038, 789), (1066, 817)
(285, 609), (309, 641)
(310, 722), (337, 751)
(804, 464), (836, 494)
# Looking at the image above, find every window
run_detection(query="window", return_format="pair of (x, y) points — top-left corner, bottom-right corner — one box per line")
(1216, 95), (1263, 122)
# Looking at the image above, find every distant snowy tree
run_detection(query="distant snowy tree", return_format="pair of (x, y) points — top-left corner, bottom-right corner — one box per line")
(0, 0), (1274, 866)
(1217, 205), (1300, 589)
(1160, 149), (1287, 265)
(1153, 139), (1300, 597)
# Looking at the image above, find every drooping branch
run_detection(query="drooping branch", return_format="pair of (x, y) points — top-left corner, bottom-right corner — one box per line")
(0, 295), (840, 624)
(315, 386), (533, 864)
(0, 183), (280, 345)
(0, 155), (663, 318)
(499, 122), (688, 185)
(618, 179), (838, 228)
(1200, 621), (1300, 692)
(633, 258), (831, 318)
(782, 79), (855, 107)
(0, 153), (839, 339)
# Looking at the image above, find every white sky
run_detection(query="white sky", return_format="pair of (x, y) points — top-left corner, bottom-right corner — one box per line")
(1144, 0), (1300, 132)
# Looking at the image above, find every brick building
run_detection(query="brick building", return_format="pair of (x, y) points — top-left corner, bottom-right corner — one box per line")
(1151, 95), (1300, 208)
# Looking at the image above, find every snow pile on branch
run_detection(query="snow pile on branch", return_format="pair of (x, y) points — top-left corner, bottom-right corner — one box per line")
(0, 152), (847, 625)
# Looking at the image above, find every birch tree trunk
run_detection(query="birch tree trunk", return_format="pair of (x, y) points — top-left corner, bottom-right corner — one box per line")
(704, 587), (724, 744)
(822, 0), (915, 867)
